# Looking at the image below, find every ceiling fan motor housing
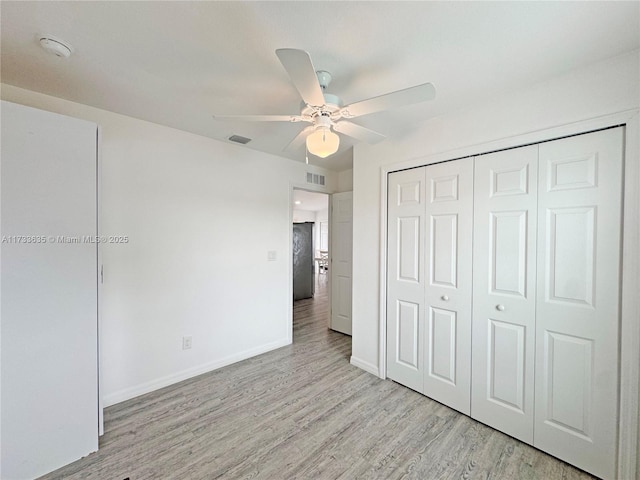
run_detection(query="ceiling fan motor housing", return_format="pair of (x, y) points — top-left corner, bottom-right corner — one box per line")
(314, 114), (332, 130)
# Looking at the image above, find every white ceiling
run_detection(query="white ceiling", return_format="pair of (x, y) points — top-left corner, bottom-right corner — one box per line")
(2, 2), (638, 172)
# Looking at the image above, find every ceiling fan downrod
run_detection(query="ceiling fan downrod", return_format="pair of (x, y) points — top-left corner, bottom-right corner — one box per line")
(316, 70), (332, 91)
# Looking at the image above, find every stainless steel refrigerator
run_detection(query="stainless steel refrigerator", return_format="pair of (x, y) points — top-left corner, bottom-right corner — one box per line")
(293, 222), (314, 300)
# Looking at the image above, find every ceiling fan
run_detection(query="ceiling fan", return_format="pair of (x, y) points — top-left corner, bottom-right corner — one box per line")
(214, 48), (436, 158)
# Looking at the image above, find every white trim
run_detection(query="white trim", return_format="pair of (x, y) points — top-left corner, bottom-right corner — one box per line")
(378, 166), (388, 380)
(328, 193), (333, 328)
(618, 112), (640, 480)
(103, 337), (291, 407)
(288, 185), (294, 344)
(377, 109), (639, 479)
(96, 125), (104, 436)
(350, 356), (380, 377)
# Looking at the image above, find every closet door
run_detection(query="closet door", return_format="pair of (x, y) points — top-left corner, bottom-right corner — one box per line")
(534, 128), (623, 479)
(471, 146), (538, 444)
(387, 167), (426, 391)
(423, 158), (473, 414)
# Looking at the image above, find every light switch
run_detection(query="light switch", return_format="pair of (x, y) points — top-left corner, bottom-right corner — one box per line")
(267, 250), (277, 261)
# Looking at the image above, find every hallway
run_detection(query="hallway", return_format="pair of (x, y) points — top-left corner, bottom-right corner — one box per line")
(293, 271), (336, 342)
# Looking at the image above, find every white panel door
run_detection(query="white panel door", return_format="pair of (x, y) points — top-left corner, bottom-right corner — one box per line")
(330, 191), (353, 335)
(423, 158), (473, 414)
(1, 101), (99, 479)
(534, 128), (623, 479)
(387, 168), (426, 392)
(472, 145), (538, 444)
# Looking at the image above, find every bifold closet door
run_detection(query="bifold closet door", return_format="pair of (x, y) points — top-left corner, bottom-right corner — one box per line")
(387, 167), (426, 392)
(534, 127), (622, 480)
(471, 145), (538, 444)
(423, 158), (473, 414)
(387, 161), (473, 412)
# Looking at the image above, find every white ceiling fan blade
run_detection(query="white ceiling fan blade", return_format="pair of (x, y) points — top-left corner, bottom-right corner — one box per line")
(333, 121), (386, 144)
(340, 83), (436, 118)
(275, 48), (326, 107)
(284, 125), (315, 151)
(213, 114), (307, 122)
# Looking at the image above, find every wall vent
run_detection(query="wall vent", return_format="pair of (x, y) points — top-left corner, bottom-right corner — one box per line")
(306, 172), (325, 186)
(228, 134), (252, 144)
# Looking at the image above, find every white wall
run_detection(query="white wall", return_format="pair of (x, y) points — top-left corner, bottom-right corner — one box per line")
(351, 50), (640, 373)
(1, 84), (337, 406)
(292, 209), (316, 223)
(337, 169), (353, 192)
(316, 208), (329, 254)
(316, 208), (328, 223)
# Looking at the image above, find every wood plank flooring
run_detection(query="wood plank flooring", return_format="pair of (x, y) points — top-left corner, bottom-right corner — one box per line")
(39, 275), (594, 480)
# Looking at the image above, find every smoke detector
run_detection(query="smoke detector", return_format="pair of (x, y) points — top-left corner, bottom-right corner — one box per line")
(39, 35), (73, 58)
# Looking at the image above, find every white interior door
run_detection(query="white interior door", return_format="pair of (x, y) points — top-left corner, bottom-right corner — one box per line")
(423, 158), (473, 414)
(534, 127), (623, 479)
(387, 168), (426, 391)
(330, 191), (353, 335)
(1, 101), (99, 479)
(472, 145), (538, 444)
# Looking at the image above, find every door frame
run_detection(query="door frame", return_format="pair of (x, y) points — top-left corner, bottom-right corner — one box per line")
(287, 183), (332, 344)
(377, 109), (640, 479)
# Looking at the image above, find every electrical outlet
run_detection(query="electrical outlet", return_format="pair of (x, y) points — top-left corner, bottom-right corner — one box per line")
(182, 335), (192, 350)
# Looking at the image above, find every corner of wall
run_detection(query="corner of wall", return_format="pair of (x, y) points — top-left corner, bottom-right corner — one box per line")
(350, 356), (380, 378)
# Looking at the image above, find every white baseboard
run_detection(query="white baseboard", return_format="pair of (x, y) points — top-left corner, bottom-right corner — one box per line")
(350, 356), (381, 378)
(103, 338), (291, 407)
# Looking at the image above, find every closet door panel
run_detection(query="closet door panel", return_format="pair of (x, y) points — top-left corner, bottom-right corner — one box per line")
(423, 158), (473, 414)
(387, 167), (426, 392)
(472, 146), (538, 444)
(535, 127), (623, 480)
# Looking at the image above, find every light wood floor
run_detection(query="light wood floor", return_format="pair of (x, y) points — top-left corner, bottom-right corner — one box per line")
(40, 275), (594, 480)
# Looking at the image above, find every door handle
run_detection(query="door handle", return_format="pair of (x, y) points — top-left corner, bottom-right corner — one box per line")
(441, 295), (449, 301)
(496, 304), (505, 311)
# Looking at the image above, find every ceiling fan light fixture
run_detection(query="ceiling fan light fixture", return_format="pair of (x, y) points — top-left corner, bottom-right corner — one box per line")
(306, 126), (339, 158)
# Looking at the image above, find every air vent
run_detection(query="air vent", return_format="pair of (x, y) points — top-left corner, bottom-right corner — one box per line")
(306, 172), (325, 186)
(228, 134), (251, 144)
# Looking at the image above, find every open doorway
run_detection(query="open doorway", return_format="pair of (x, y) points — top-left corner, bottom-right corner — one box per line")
(292, 189), (330, 340)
